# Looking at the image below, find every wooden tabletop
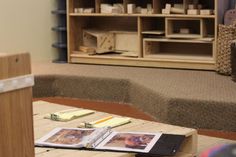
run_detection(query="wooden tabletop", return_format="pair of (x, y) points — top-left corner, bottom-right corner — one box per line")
(34, 101), (197, 157)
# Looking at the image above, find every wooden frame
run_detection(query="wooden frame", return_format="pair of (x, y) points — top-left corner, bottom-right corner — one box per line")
(0, 53), (35, 157)
(143, 38), (214, 61)
(165, 18), (203, 39)
(67, 0), (219, 70)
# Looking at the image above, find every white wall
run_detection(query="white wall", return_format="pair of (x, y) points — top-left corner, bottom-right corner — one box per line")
(0, 0), (58, 61)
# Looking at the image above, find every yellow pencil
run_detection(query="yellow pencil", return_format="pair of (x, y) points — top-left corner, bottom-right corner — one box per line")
(90, 116), (113, 125)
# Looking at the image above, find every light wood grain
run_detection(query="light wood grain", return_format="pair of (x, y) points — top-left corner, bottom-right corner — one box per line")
(0, 53), (34, 157)
(67, 0), (217, 70)
(34, 101), (197, 157)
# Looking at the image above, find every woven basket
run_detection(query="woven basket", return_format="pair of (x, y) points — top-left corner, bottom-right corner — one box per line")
(216, 24), (236, 75)
(231, 41), (236, 82)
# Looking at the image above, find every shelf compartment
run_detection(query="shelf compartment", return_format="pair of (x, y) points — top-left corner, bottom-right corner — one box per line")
(69, 16), (138, 54)
(69, 0), (96, 13)
(84, 16), (137, 31)
(143, 38), (213, 61)
(166, 18), (204, 39)
(202, 18), (215, 37)
(141, 17), (165, 36)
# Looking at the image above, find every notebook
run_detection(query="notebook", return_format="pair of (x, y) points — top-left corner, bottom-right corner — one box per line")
(35, 127), (185, 156)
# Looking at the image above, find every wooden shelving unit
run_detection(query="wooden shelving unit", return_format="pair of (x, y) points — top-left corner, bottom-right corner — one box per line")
(67, 0), (219, 70)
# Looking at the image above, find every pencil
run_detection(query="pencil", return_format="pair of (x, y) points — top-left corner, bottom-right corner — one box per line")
(90, 116), (113, 125)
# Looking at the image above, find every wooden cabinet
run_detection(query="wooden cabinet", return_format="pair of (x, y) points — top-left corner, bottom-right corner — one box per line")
(67, 0), (219, 70)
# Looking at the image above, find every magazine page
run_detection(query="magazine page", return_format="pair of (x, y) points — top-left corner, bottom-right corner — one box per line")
(95, 131), (162, 153)
(35, 127), (96, 148)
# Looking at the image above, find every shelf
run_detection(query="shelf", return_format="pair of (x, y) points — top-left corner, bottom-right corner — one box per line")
(143, 38), (214, 44)
(51, 10), (67, 15)
(144, 53), (214, 62)
(69, 13), (216, 18)
(143, 39), (214, 61)
(72, 48), (214, 61)
(71, 51), (138, 59)
(51, 26), (67, 32)
(166, 33), (202, 39)
(142, 31), (165, 35)
(70, 52), (215, 70)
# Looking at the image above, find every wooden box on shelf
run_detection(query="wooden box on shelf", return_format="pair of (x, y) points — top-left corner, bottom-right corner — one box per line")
(165, 18), (203, 39)
(83, 29), (115, 54)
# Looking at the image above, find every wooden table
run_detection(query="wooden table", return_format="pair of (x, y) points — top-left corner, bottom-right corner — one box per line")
(34, 101), (197, 157)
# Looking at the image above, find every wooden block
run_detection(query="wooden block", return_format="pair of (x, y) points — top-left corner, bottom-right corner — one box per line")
(174, 4), (184, 9)
(141, 8), (148, 14)
(0, 53), (34, 157)
(113, 3), (124, 13)
(127, 4), (136, 14)
(100, 4), (113, 13)
(83, 8), (95, 13)
(111, 7), (122, 14)
(136, 7), (142, 14)
(97, 33), (115, 53)
(162, 9), (170, 14)
(200, 9), (213, 15)
(74, 8), (84, 13)
(165, 4), (171, 10)
(187, 9), (200, 15)
(147, 4), (153, 14)
(170, 7), (185, 14)
(188, 4), (196, 9)
(180, 28), (190, 34)
(83, 30), (115, 53)
(79, 46), (96, 53)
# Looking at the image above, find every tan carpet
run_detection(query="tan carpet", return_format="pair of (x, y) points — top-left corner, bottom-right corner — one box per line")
(32, 62), (236, 132)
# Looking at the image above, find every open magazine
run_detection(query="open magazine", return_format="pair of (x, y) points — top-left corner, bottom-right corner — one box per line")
(35, 127), (185, 156)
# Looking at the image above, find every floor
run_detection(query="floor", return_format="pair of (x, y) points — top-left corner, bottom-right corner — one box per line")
(32, 62), (236, 132)
(34, 97), (236, 141)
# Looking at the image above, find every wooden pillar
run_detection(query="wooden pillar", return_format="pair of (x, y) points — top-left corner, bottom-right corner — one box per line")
(0, 53), (35, 157)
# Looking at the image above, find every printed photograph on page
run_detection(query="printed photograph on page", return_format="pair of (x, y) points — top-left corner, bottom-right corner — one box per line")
(36, 128), (95, 148)
(96, 131), (162, 153)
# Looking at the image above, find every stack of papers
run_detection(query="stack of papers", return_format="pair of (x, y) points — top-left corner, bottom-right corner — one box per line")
(79, 116), (131, 128)
(45, 108), (95, 122)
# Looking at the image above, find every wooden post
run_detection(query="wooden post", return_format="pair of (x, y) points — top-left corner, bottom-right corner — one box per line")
(0, 53), (35, 157)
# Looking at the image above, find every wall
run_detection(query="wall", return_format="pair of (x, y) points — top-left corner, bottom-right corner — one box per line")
(0, 0), (58, 61)
(0, 1), (232, 61)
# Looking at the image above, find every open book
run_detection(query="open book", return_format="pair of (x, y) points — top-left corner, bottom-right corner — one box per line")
(35, 127), (185, 156)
